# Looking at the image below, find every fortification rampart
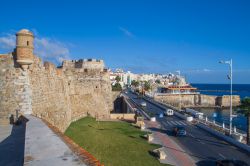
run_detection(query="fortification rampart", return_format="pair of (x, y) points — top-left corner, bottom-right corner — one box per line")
(154, 94), (240, 108)
(0, 29), (113, 131)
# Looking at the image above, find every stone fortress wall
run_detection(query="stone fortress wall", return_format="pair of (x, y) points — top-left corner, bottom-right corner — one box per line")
(154, 94), (241, 108)
(0, 29), (113, 131)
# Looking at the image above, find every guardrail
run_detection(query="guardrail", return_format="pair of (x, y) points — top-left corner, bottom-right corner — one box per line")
(198, 116), (247, 142)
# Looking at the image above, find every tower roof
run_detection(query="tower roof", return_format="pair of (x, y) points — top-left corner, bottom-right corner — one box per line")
(16, 29), (33, 36)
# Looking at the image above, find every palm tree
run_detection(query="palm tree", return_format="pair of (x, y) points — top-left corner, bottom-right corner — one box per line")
(239, 97), (250, 145)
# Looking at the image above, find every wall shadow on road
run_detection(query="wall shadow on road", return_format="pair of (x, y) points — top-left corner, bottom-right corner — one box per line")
(196, 160), (216, 166)
(0, 115), (29, 166)
(185, 135), (228, 147)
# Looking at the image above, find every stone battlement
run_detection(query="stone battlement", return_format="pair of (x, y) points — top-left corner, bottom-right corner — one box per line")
(62, 59), (105, 71)
(0, 29), (113, 131)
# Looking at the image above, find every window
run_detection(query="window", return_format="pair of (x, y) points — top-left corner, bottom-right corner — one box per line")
(27, 41), (29, 46)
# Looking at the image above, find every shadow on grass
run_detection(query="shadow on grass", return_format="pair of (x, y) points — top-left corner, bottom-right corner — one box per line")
(128, 135), (137, 139)
(148, 150), (159, 158)
(140, 135), (148, 140)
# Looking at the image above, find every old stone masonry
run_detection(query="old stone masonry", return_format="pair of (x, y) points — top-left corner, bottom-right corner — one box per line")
(0, 29), (113, 131)
(15, 70), (32, 115)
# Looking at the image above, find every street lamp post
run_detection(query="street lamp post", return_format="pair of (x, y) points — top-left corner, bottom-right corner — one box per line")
(176, 70), (181, 110)
(219, 59), (233, 135)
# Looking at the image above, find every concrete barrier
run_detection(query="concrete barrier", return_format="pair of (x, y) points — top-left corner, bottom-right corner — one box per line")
(197, 123), (250, 153)
(143, 96), (193, 122)
(110, 113), (135, 120)
(150, 117), (156, 122)
(128, 97), (151, 120)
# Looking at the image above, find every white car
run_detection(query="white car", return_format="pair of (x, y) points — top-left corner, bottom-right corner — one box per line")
(140, 102), (147, 107)
(164, 109), (174, 116)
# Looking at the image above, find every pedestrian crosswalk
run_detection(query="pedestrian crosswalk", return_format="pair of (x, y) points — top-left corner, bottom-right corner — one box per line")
(161, 120), (187, 127)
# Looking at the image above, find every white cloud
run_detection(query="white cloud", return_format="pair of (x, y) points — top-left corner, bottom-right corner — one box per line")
(34, 37), (70, 62)
(119, 27), (134, 38)
(0, 34), (16, 50)
(185, 68), (212, 73)
(0, 31), (71, 63)
(203, 68), (211, 72)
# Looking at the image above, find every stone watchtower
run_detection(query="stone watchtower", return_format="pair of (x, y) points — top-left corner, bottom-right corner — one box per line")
(16, 29), (34, 70)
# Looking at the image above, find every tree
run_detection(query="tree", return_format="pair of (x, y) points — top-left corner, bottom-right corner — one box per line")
(238, 97), (250, 145)
(115, 76), (121, 83)
(155, 79), (161, 84)
(131, 80), (139, 87)
(112, 82), (122, 91)
(144, 81), (151, 91)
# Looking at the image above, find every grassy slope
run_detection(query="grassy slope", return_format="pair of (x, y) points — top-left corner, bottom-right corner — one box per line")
(65, 117), (166, 166)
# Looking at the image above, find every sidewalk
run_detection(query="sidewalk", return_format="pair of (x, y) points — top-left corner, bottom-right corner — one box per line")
(24, 115), (86, 166)
(144, 120), (195, 166)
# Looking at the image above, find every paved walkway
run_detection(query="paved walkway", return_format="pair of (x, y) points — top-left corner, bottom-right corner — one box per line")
(144, 120), (196, 166)
(24, 115), (86, 166)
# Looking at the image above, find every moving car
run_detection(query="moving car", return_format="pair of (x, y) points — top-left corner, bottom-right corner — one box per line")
(140, 102), (147, 107)
(173, 126), (186, 136)
(164, 109), (174, 116)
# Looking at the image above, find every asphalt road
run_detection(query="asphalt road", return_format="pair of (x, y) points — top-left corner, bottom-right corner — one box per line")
(125, 91), (250, 166)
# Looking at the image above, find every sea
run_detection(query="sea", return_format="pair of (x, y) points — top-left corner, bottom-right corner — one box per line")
(190, 84), (250, 133)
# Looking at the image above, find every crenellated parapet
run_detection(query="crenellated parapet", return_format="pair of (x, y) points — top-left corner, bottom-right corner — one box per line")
(62, 58), (105, 72)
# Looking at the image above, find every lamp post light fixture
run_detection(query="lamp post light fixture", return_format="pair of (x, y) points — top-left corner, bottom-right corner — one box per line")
(219, 59), (233, 135)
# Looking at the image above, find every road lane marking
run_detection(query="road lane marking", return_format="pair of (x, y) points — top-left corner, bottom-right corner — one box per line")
(162, 121), (168, 127)
(218, 153), (226, 159)
(197, 139), (205, 144)
(167, 121), (172, 125)
(175, 121), (182, 125)
(179, 121), (187, 125)
(169, 121), (177, 125)
(189, 133), (195, 138)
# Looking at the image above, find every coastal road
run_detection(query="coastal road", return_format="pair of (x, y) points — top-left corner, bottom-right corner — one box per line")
(125, 91), (250, 165)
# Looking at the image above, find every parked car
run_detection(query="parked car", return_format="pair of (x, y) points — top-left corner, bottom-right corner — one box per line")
(216, 159), (248, 166)
(140, 102), (147, 107)
(164, 109), (174, 116)
(173, 126), (186, 136)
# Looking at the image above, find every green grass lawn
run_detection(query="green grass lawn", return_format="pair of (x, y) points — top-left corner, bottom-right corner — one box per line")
(65, 117), (166, 166)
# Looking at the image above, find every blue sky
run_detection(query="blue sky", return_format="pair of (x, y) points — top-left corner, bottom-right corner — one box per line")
(0, 0), (250, 83)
